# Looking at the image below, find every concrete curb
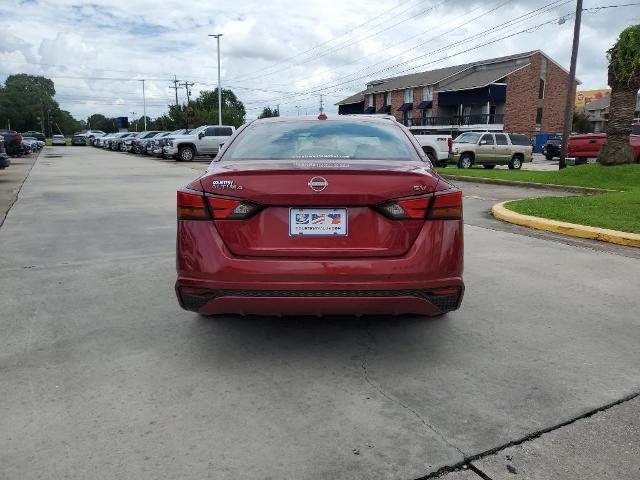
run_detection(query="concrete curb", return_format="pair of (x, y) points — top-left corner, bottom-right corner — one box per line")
(440, 174), (612, 194)
(491, 201), (640, 248)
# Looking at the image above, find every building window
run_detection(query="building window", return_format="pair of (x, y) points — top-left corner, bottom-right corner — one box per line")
(368, 94), (374, 108)
(538, 79), (545, 99)
(403, 109), (413, 125)
(404, 88), (413, 103)
(536, 107), (543, 125)
(423, 85), (432, 101)
(384, 91), (391, 106)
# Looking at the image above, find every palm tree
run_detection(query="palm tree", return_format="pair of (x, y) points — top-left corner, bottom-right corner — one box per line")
(600, 24), (640, 166)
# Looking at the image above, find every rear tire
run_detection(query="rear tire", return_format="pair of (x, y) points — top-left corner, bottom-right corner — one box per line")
(457, 154), (473, 169)
(508, 155), (523, 170)
(423, 149), (437, 165)
(545, 154), (554, 160)
(483, 164), (496, 169)
(178, 146), (195, 162)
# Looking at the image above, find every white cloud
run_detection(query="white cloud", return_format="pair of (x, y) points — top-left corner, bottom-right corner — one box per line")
(0, 0), (636, 120)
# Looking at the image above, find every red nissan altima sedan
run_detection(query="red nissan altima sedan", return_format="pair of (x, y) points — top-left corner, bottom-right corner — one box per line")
(175, 115), (463, 317)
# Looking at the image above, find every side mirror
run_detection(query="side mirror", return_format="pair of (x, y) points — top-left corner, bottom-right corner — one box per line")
(198, 131), (205, 139)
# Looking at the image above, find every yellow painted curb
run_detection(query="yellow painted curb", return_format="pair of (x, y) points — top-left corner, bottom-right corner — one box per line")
(491, 201), (640, 248)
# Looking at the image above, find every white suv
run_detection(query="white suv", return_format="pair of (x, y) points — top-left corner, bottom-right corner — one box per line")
(163, 125), (235, 161)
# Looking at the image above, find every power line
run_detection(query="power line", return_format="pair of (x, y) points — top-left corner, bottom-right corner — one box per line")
(226, 0), (421, 82)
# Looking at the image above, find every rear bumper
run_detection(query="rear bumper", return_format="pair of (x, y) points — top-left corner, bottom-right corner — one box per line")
(176, 219), (464, 316)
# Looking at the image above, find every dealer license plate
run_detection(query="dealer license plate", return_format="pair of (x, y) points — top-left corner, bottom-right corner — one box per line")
(289, 208), (348, 236)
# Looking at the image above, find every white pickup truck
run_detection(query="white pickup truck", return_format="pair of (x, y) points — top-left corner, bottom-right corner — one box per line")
(412, 134), (452, 167)
(163, 125), (235, 161)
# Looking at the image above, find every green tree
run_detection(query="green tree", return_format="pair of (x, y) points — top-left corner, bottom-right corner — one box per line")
(55, 110), (82, 135)
(258, 106), (279, 118)
(191, 88), (246, 127)
(87, 114), (116, 133)
(572, 112), (592, 133)
(600, 24), (640, 165)
(0, 74), (57, 133)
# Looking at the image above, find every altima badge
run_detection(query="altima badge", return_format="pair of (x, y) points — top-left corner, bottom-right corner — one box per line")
(308, 176), (328, 192)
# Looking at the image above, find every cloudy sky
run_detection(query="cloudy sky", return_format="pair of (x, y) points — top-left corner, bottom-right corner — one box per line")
(1, 0), (638, 122)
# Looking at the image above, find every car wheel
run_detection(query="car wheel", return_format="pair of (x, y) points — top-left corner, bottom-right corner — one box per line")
(457, 154), (473, 169)
(483, 164), (496, 169)
(545, 154), (554, 161)
(178, 146), (195, 162)
(423, 149), (437, 164)
(508, 155), (523, 170)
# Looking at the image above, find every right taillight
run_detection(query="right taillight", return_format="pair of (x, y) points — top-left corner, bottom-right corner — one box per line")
(448, 137), (453, 154)
(376, 189), (462, 221)
(429, 189), (463, 220)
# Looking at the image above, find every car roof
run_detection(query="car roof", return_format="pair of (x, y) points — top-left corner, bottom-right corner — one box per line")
(250, 115), (398, 125)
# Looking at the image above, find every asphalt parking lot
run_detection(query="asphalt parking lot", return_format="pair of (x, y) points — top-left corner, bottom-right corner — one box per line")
(1, 146), (639, 479)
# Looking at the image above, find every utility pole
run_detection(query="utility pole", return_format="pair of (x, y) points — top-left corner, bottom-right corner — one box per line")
(276, 104), (280, 117)
(180, 81), (194, 105)
(170, 75), (180, 107)
(139, 79), (147, 131)
(319, 94), (324, 114)
(208, 34), (223, 126)
(131, 111), (137, 132)
(559, 0), (582, 169)
(47, 109), (52, 138)
(295, 105), (301, 116)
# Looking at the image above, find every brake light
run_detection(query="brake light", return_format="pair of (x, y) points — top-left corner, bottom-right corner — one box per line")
(177, 189), (209, 220)
(448, 138), (452, 154)
(207, 196), (261, 220)
(376, 189), (462, 220)
(429, 190), (463, 220)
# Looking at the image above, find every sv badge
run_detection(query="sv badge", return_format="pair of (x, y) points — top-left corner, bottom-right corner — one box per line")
(413, 185), (427, 191)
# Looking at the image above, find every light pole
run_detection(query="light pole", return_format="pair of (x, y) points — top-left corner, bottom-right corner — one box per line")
(131, 111), (137, 132)
(208, 34), (223, 126)
(139, 79), (147, 131)
(559, 0), (582, 169)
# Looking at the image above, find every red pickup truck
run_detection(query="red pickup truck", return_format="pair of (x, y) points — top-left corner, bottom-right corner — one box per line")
(568, 124), (640, 164)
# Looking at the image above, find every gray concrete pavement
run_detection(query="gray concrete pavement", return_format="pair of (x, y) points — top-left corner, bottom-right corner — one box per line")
(473, 396), (640, 479)
(0, 151), (37, 226)
(1, 147), (639, 479)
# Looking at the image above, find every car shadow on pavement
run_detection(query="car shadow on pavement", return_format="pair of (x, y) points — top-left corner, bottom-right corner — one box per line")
(184, 312), (457, 371)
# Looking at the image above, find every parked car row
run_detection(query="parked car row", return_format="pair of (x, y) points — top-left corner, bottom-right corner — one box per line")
(0, 135), (10, 170)
(89, 125), (236, 161)
(0, 130), (46, 158)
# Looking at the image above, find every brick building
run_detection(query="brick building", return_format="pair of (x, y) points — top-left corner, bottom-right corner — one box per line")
(336, 50), (579, 137)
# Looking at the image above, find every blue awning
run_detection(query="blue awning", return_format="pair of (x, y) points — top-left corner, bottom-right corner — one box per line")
(417, 100), (432, 109)
(437, 84), (507, 107)
(363, 106), (376, 114)
(376, 105), (391, 113)
(397, 103), (413, 111)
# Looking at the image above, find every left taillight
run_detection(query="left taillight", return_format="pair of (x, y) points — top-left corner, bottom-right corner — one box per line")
(206, 196), (261, 220)
(376, 189), (462, 220)
(177, 189), (210, 220)
(177, 189), (261, 221)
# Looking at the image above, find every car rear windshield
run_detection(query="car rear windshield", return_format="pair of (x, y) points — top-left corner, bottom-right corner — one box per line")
(632, 124), (640, 135)
(453, 133), (481, 144)
(223, 121), (418, 160)
(509, 134), (531, 146)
